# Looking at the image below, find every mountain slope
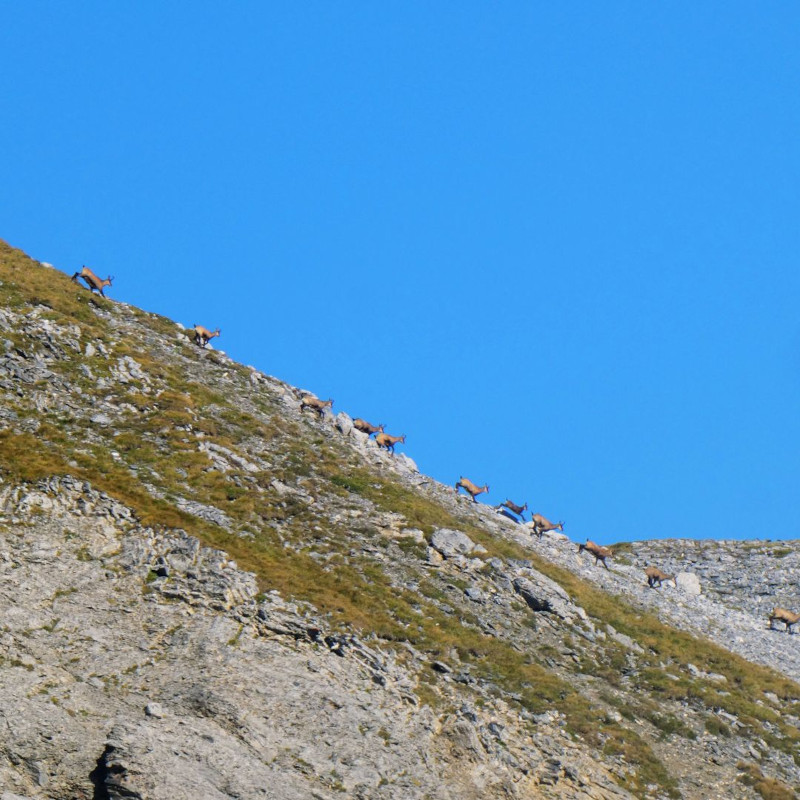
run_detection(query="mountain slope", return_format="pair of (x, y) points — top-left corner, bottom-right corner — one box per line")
(0, 240), (798, 800)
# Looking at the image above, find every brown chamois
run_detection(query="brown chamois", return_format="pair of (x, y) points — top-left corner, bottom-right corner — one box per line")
(192, 324), (221, 348)
(645, 566), (676, 589)
(530, 513), (564, 539)
(353, 419), (384, 437)
(375, 432), (406, 453)
(497, 499), (528, 519)
(300, 395), (334, 418)
(455, 477), (489, 502)
(71, 266), (114, 297)
(578, 540), (613, 570)
(769, 607), (800, 634)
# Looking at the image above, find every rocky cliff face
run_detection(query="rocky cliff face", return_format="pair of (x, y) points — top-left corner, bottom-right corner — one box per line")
(0, 240), (798, 800)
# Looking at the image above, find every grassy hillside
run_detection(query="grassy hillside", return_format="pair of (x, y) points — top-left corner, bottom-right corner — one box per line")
(1, 239), (799, 799)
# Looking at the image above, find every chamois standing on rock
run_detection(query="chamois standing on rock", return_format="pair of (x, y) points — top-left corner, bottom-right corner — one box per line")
(353, 419), (384, 437)
(769, 607), (800, 634)
(530, 514), (564, 539)
(455, 477), (489, 502)
(645, 566), (676, 589)
(192, 324), (221, 348)
(578, 540), (613, 570)
(497, 499), (527, 519)
(300, 396), (334, 419)
(71, 266), (114, 297)
(375, 432), (405, 454)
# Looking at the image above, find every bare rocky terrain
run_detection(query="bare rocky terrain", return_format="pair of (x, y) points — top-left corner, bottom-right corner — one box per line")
(0, 239), (798, 800)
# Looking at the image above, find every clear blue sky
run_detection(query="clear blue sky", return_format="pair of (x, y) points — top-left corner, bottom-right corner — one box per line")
(4, 3), (799, 542)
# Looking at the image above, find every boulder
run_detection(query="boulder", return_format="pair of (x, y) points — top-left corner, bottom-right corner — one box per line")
(430, 528), (476, 558)
(676, 572), (702, 595)
(513, 572), (579, 621)
(334, 412), (353, 437)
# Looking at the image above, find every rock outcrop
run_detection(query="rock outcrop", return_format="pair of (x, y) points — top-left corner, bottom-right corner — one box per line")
(0, 240), (798, 800)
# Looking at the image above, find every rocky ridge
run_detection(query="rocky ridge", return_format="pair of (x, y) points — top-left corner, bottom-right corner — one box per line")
(0, 241), (798, 799)
(0, 476), (633, 800)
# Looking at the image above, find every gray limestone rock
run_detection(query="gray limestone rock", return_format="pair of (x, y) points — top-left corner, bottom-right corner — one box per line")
(1, 259), (798, 800)
(676, 572), (702, 595)
(334, 412), (354, 436)
(430, 528), (476, 558)
(513, 573), (580, 622)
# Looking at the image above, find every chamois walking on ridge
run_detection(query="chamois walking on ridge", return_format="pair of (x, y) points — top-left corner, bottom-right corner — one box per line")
(71, 266), (114, 297)
(300, 395), (334, 419)
(455, 477), (489, 502)
(578, 540), (613, 570)
(645, 566), (676, 589)
(497, 499), (528, 519)
(530, 513), (564, 539)
(353, 419), (384, 437)
(769, 607), (800, 634)
(375, 432), (405, 454)
(192, 324), (221, 348)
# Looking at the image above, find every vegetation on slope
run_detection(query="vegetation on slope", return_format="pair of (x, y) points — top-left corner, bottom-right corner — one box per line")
(1, 240), (799, 799)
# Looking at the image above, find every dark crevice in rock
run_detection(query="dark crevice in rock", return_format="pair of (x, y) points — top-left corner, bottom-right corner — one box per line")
(89, 748), (112, 800)
(90, 745), (139, 800)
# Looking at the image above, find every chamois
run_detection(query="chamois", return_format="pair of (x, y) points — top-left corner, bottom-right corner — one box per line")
(353, 419), (384, 437)
(769, 607), (800, 634)
(497, 499), (527, 519)
(530, 513), (564, 539)
(192, 324), (221, 348)
(71, 266), (114, 297)
(375, 432), (405, 453)
(645, 566), (676, 589)
(300, 396), (334, 419)
(455, 477), (489, 502)
(578, 540), (613, 570)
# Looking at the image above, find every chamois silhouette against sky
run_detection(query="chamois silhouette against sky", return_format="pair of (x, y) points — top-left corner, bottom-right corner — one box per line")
(3, 4), (800, 542)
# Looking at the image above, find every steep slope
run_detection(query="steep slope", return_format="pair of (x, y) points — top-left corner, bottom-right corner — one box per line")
(0, 240), (798, 800)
